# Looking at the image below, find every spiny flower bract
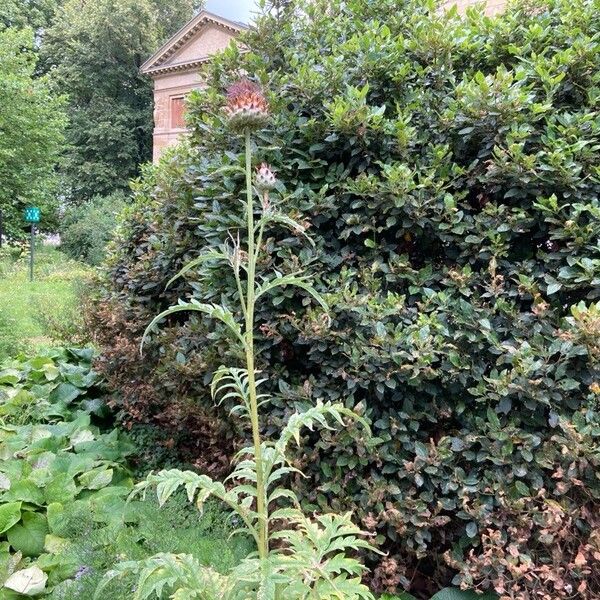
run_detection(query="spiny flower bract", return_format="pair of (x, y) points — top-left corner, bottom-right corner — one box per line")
(225, 79), (269, 132)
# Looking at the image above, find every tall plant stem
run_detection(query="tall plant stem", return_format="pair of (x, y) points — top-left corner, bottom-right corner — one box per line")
(244, 129), (268, 558)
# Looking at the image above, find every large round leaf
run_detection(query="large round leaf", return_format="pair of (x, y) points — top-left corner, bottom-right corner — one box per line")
(6, 512), (48, 557)
(48, 383), (81, 405)
(44, 473), (77, 504)
(78, 467), (113, 490)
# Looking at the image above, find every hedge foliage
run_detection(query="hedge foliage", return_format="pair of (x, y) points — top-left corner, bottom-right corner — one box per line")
(95, 1), (600, 596)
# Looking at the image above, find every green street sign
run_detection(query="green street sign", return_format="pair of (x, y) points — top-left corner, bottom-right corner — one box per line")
(24, 207), (41, 223)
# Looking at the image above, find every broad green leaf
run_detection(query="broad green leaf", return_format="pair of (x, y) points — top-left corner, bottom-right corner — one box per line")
(79, 467), (114, 490)
(514, 481), (530, 497)
(70, 429), (95, 446)
(2, 480), (45, 506)
(42, 364), (60, 381)
(7, 512), (48, 557)
(0, 590), (23, 600)
(44, 473), (77, 504)
(66, 347), (95, 362)
(45, 503), (64, 534)
(0, 371), (20, 386)
(48, 383), (81, 405)
(44, 534), (69, 554)
(465, 522), (478, 538)
(0, 503), (21, 534)
(546, 282), (562, 295)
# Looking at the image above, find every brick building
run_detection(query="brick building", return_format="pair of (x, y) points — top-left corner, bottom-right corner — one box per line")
(142, 2), (506, 162)
(140, 11), (247, 162)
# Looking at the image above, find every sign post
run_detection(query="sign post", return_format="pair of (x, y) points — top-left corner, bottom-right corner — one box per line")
(24, 207), (41, 282)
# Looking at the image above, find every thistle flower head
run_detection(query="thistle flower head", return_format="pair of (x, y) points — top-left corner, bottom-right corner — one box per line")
(255, 163), (277, 192)
(225, 79), (269, 132)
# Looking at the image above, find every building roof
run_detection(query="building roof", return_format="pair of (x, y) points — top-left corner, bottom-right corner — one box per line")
(140, 10), (248, 77)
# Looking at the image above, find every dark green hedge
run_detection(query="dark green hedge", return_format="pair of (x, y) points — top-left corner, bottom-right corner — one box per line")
(95, 1), (600, 596)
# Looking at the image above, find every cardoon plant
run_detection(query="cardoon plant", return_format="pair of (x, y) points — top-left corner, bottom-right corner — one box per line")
(97, 80), (376, 599)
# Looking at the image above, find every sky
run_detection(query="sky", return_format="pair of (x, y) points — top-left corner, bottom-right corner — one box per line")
(205, 0), (259, 24)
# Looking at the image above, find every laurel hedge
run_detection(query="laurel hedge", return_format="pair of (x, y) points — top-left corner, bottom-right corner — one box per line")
(94, 0), (600, 596)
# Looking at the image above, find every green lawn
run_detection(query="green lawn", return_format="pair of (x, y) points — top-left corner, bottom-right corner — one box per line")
(0, 245), (92, 359)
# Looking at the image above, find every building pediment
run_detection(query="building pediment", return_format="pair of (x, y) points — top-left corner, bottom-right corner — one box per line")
(141, 10), (247, 77)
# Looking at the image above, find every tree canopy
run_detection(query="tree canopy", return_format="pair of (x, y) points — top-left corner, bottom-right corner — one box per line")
(0, 0), (60, 32)
(0, 27), (66, 237)
(41, 0), (203, 204)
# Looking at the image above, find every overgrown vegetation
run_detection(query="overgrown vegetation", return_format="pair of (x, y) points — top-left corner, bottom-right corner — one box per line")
(0, 27), (66, 237)
(93, 0), (600, 597)
(0, 348), (251, 598)
(0, 247), (92, 360)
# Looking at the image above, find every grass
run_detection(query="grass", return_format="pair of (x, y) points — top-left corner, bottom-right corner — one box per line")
(0, 244), (93, 360)
(46, 494), (253, 600)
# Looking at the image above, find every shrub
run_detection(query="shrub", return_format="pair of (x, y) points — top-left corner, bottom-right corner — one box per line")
(93, 0), (600, 596)
(60, 193), (126, 266)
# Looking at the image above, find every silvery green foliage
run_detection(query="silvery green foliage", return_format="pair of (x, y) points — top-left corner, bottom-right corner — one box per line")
(99, 89), (376, 598)
(98, 511), (374, 600)
(97, 403), (375, 599)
